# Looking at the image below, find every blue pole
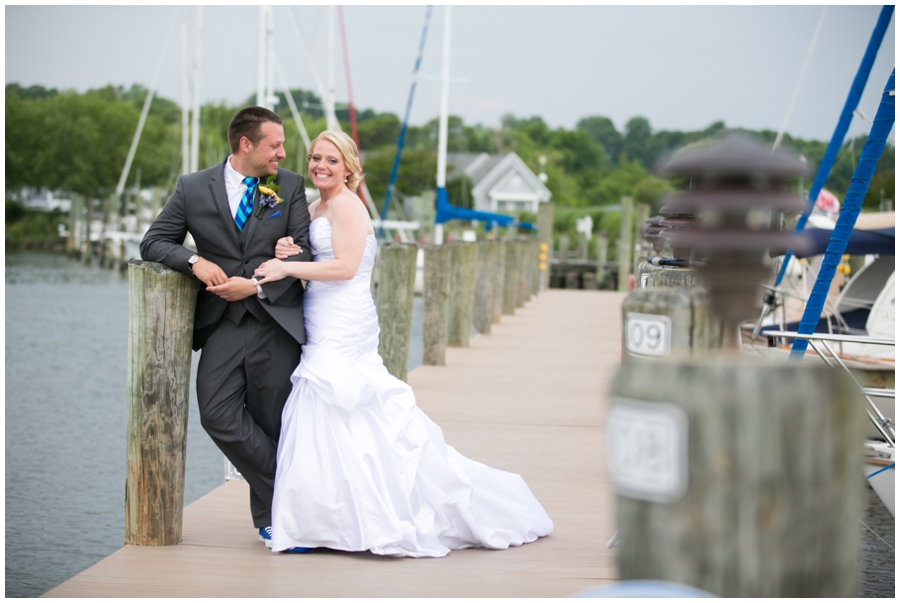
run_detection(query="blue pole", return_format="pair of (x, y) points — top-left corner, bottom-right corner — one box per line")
(378, 6), (432, 241)
(789, 69), (895, 360)
(774, 5), (893, 287)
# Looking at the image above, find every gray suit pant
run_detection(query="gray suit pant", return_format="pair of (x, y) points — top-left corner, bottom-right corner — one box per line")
(196, 312), (301, 528)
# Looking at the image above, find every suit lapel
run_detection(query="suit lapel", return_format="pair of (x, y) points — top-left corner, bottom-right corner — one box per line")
(209, 160), (241, 250)
(243, 171), (281, 248)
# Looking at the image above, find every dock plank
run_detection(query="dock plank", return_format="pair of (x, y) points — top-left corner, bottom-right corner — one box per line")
(45, 289), (626, 598)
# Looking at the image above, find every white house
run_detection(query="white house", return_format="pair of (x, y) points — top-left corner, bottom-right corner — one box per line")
(446, 152), (551, 214)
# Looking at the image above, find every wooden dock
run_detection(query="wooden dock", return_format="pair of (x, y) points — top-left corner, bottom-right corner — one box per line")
(46, 289), (627, 598)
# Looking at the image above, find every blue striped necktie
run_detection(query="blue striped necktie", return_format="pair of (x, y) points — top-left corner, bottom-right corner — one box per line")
(235, 176), (258, 231)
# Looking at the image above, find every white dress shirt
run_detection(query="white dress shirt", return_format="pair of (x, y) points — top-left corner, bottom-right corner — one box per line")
(224, 154), (257, 219)
(224, 154), (267, 298)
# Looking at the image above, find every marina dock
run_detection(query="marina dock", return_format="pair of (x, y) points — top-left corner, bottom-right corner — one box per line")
(46, 289), (627, 598)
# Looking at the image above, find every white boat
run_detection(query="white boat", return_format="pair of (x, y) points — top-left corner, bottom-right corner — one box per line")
(745, 208), (895, 516)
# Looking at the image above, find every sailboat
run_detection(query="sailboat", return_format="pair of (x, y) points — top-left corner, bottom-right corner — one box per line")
(746, 4), (894, 515)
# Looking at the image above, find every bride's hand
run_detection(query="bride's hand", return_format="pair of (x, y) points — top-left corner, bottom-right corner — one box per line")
(254, 259), (288, 284)
(275, 236), (302, 259)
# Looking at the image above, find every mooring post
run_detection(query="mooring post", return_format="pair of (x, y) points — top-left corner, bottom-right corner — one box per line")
(609, 135), (863, 597)
(595, 234), (608, 288)
(376, 243), (418, 381)
(515, 240), (528, 307)
(537, 202), (554, 291)
(491, 239), (506, 323)
(617, 196), (633, 291)
(472, 241), (496, 335)
(501, 240), (518, 315)
(447, 241), (477, 347)
(529, 239), (540, 298)
(125, 260), (197, 545)
(422, 244), (450, 366)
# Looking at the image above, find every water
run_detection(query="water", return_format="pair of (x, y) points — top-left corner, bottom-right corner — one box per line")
(4, 252), (892, 597)
(4, 251), (425, 597)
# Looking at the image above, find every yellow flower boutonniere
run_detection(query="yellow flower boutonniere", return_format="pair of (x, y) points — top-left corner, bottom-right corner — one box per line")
(256, 175), (283, 218)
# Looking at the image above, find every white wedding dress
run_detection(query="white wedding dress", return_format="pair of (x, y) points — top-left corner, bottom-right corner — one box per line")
(270, 217), (553, 557)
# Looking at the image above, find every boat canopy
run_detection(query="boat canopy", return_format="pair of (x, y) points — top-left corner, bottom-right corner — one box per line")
(796, 226), (894, 258)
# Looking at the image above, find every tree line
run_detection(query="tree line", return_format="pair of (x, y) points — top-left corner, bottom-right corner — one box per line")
(6, 82), (894, 215)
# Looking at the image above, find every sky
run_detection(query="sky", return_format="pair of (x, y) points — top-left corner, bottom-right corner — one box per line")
(5, 5), (896, 143)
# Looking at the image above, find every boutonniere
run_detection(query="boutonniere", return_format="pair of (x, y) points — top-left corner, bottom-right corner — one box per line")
(256, 174), (283, 218)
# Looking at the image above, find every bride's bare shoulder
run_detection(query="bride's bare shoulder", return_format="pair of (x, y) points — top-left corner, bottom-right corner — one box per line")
(332, 191), (374, 233)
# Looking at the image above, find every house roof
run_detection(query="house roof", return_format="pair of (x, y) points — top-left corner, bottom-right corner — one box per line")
(446, 152), (551, 202)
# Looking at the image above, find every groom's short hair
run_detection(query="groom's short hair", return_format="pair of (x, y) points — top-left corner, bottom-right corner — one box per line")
(228, 107), (284, 153)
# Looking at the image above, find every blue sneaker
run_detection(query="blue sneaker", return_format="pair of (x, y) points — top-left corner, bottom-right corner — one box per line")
(258, 526), (273, 548)
(282, 546), (313, 554)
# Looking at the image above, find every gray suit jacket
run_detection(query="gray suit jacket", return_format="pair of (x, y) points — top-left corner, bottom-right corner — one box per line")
(140, 160), (312, 350)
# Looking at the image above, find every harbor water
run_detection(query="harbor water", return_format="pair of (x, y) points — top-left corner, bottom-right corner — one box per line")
(5, 251), (894, 597)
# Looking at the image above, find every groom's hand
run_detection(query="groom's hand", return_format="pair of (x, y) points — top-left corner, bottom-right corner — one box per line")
(275, 236), (302, 259)
(207, 277), (257, 301)
(192, 257), (228, 287)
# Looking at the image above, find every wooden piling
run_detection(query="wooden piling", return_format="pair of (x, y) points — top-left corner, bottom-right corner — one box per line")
(558, 235), (570, 259)
(447, 242), (477, 347)
(125, 261), (198, 546)
(422, 244), (450, 366)
(538, 202), (554, 291)
(609, 359), (865, 597)
(516, 241), (528, 307)
(376, 243), (418, 381)
(67, 196), (82, 258)
(502, 241), (519, 315)
(532, 240), (541, 296)
(596, 235), (609, 288)
(472, 241), (496, 335)
(491, 240), (506, 323)
(621, 287), (715, 361)
(617, 196), (633, 291)
(633, 203), (650, 276)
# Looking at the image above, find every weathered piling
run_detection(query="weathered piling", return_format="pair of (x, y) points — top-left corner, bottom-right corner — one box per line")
(502, 241), (519, 315)
(528, 240), (540, 298)
(447, 241), (477, 347)
(491, 240), (506, 323)
(608, 135), (858, 598)
(516, 240), (529, 307)
(617, 196), (633, 291)
(609, 360), (865, 597)
(633, 203), (651, 276)
(376, 243), (418, 381)
(422, 244), (450, 366)
(125, 261), (198, 545)
(537, 202), (554, 290)
(621, 288), (716, 361)
(472, 241), (496, 335)
(596, 235), (608, 287)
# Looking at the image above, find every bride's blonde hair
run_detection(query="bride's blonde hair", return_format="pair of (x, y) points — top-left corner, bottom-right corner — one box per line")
(307, 130), (364, 192)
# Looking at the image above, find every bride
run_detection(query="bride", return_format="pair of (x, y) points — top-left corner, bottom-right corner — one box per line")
(253, 131), (553, 557)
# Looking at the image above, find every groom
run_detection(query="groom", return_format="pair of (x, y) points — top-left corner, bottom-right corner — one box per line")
(140, 106), (311, 546)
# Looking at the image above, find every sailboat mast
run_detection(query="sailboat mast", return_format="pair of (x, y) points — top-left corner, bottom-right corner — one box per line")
(326, 6), (339, 130)
(190, 6), (202, 173)
(180, 20), (189, 175)
(266, 6), (275, 110)
(257, 7), (267, 107)
(434, 6), (452, 245)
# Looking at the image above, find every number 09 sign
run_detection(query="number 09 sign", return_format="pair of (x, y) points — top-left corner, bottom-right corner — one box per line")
(625, 313), (671, 357)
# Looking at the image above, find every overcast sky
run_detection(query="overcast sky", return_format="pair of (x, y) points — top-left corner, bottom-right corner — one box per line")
(6, 5), (895, 143)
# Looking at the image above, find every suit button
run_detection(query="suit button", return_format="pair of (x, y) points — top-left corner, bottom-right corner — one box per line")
(243, 259), (249, 264)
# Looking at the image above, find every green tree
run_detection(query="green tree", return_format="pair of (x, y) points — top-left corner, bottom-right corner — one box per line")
(356, 113), (401, 150)
(577, 115), (623, 162)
